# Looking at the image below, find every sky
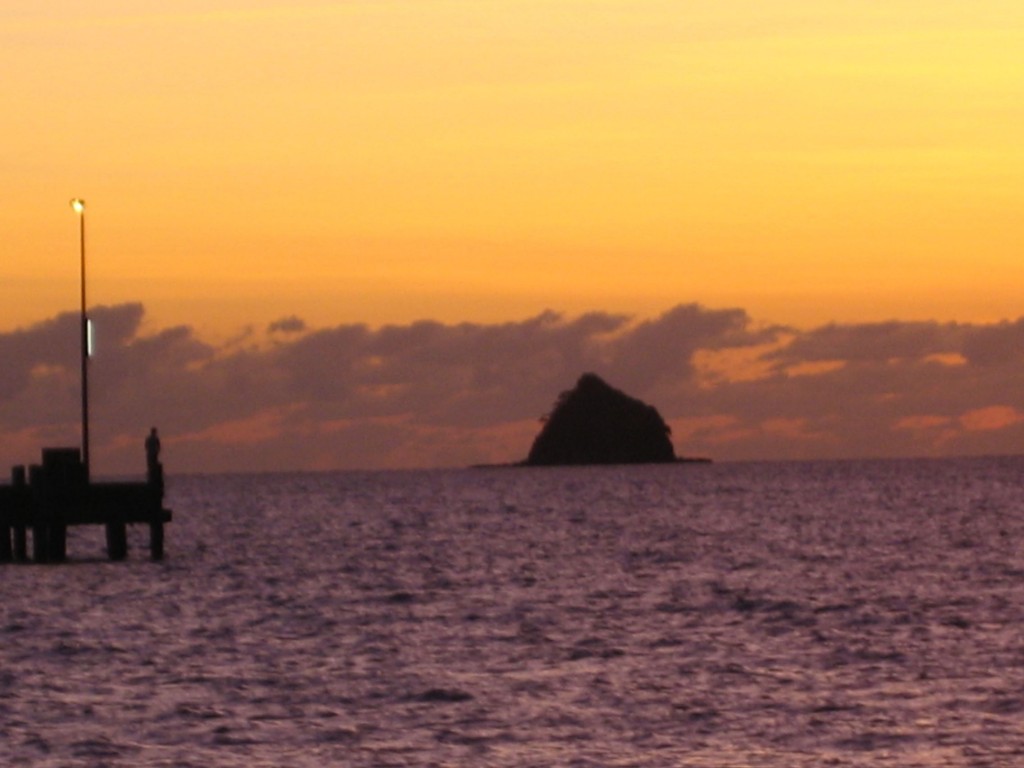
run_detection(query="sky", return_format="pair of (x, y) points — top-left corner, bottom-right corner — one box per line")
(3, 2), (1024, 473)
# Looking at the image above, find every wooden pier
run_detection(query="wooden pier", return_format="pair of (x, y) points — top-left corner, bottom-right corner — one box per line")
(0, 447), (171, 563)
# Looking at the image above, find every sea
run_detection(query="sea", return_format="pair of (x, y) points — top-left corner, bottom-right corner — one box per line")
(2, 457), (1023, 767)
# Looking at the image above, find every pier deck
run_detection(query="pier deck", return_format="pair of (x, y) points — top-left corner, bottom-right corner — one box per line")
(0, 447), (172, 563)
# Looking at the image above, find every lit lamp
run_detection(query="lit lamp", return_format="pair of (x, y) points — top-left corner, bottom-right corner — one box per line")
(70, 198), (90, 479)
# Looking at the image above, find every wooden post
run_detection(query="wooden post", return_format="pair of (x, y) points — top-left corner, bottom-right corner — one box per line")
(8, 466), (28, 562)
(0, 466), (20, 562)
(149, 519), (165, 561)
(106, 521), (128, 560)
(0, 474), (12, 561)
(28, 464), (48, 562)
(38, 449), (81, 563)
(148, 461), (165, 560)
(32, 522), (50, 562)
(0, 521), (10, 562)
(13, 467), (28, 563)
(13, 524), (27, 562)
(48, 523), (67, 563)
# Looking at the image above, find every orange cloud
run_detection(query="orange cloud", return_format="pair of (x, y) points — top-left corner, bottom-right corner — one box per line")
(893, 415), (953, 432)
(671, 415), (754, 446)
(783, 360), (846, 379)
(692, 342), (784, 387)
(959, 406), (1024, 432)
(923, 353), (967, 367)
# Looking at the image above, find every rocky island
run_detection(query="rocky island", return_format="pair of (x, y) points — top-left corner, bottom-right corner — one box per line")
(525, 373), (684, 466)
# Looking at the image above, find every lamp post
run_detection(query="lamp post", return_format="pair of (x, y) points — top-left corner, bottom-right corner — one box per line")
(70, 198), (90, 480)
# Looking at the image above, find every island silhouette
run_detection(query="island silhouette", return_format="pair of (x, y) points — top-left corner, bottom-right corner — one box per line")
(524, 373), (699, 466)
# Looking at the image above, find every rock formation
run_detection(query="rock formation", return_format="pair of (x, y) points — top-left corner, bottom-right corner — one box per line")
(525, 373), (677, 465)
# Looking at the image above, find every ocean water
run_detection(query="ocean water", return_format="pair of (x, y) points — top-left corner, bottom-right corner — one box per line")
(2, 457), (1023, 766)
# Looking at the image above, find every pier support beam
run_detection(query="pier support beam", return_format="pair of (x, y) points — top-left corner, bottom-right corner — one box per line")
(13, 525), (27, 562)
(32, 522), (50, 563)
(48, 523), (67, 562)
(149, 520), (164, 561)
(3, 466), (28, 563)
(0, 467), (14, 562)
(147, 461), (165, 561)
(106, 521), (128, 561)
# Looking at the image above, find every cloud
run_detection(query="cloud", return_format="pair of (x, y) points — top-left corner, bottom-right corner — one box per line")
(959, 405), (1024, 432)
(267, 315), (307, 335)
(4, 302), (1024, 473)
(961, 319), (1024, 367)
(769, 320), (966, 364)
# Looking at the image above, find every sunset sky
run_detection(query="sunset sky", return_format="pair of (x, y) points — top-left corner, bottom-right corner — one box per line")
(3, 2), (1024, 473)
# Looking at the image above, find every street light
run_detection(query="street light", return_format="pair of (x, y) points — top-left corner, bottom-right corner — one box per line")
(70, 198), (90, 480)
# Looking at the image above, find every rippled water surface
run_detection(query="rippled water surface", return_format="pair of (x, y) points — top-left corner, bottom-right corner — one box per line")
(3, 458), (1024, 766)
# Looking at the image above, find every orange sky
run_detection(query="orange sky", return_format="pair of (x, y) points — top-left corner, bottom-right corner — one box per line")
(3, 1), (1024, 340)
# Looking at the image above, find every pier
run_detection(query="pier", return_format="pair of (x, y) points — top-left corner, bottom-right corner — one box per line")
(0, 447), (171, 563)
(0, 200), (172, 563)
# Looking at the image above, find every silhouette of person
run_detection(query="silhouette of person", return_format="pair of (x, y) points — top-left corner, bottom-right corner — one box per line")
(145, 427), (161, 473)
